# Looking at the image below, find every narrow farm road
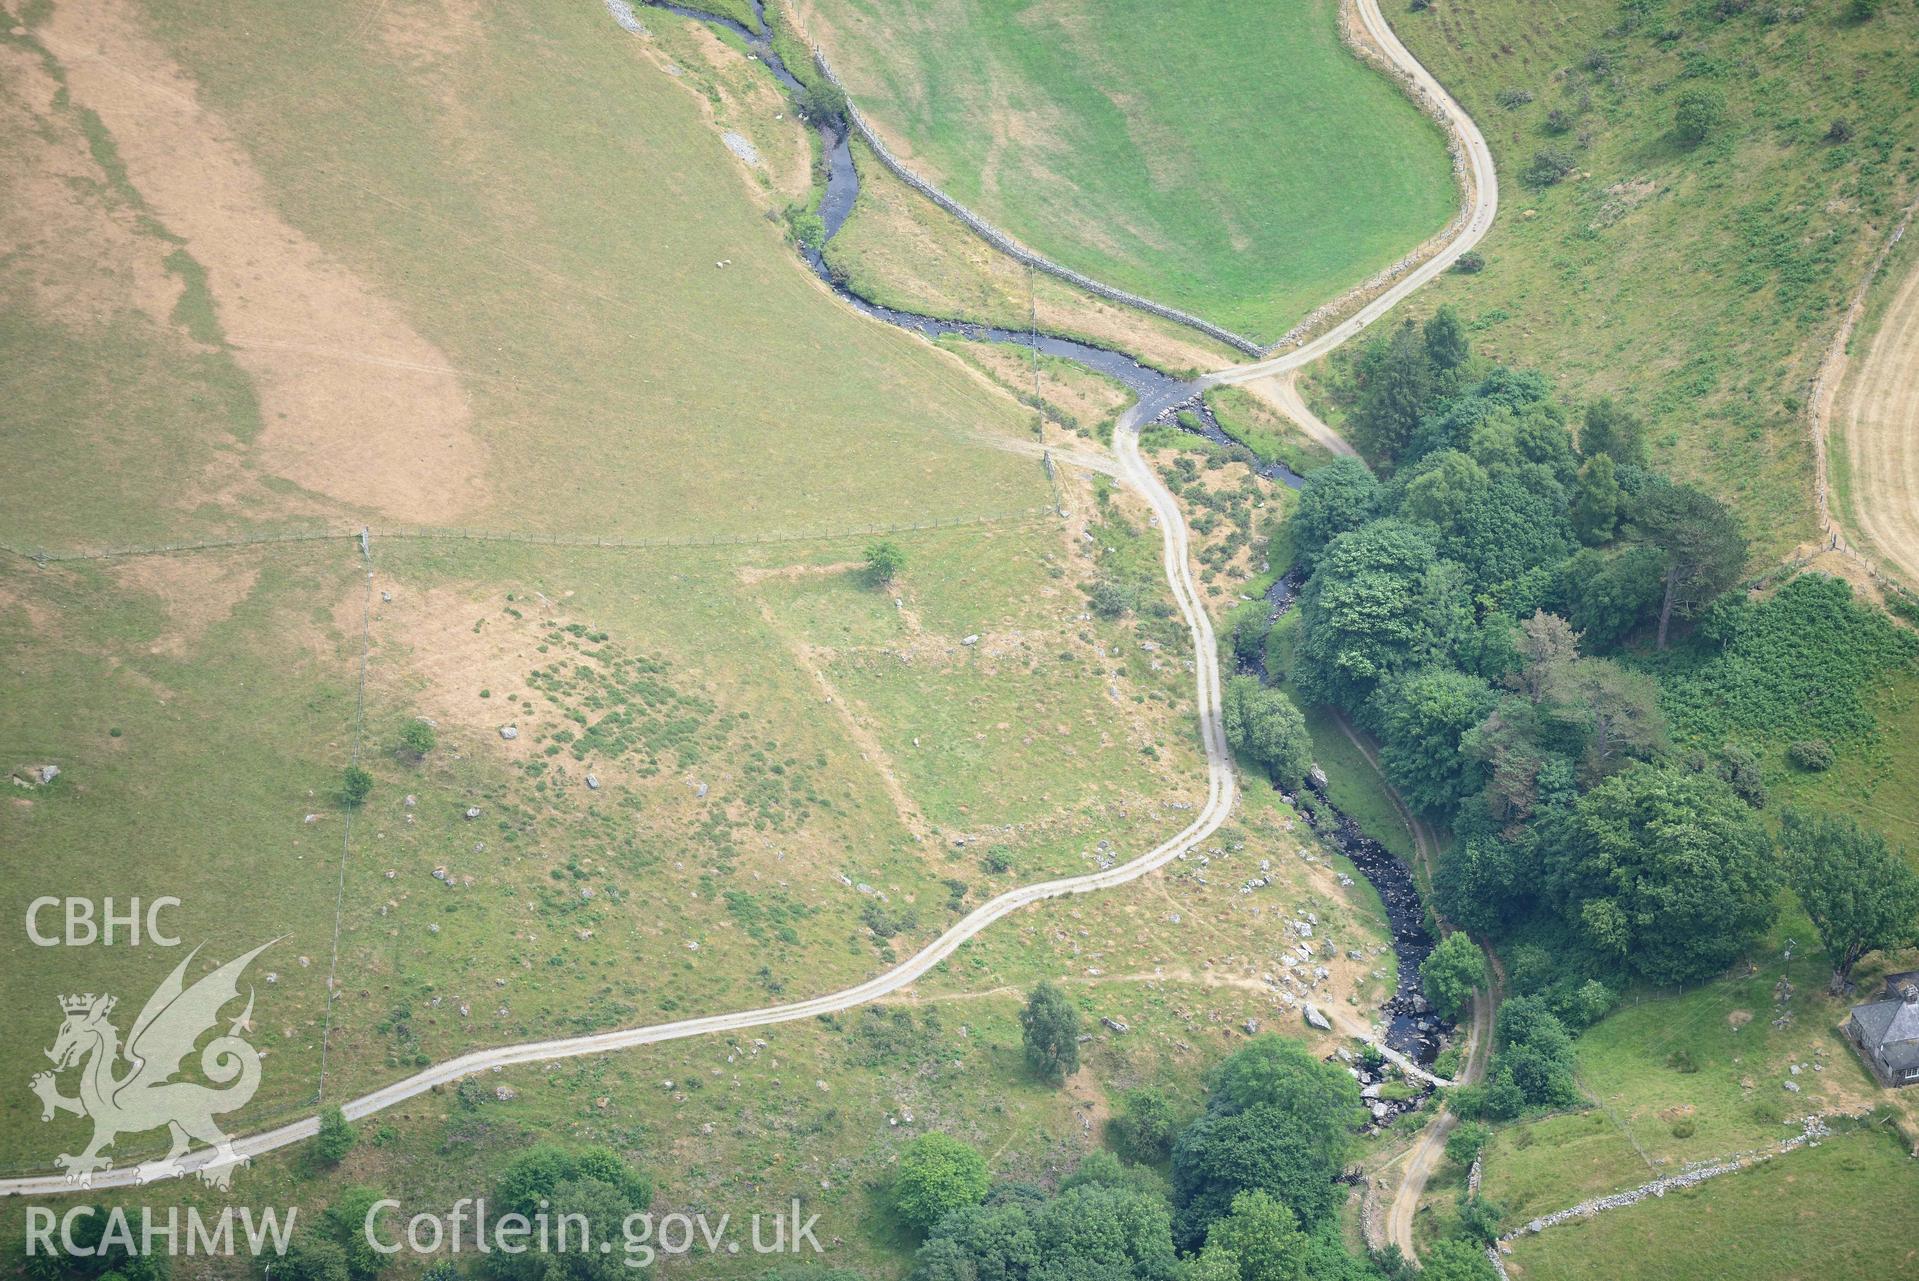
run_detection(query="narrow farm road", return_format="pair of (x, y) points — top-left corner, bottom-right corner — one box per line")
(1384, 976), (1495, 1260)
(0, 415), (1238, 1198)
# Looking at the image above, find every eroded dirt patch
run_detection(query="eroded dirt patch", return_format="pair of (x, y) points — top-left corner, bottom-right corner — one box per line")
(111, 552), (263, 657)
(0, 41), (183, 332)
(39, 0), (486, 523)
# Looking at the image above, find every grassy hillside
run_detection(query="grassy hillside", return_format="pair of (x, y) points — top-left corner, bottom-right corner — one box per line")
(1388, 0), (1919, 559)
(0, 0), (1047, 551)
(0, 0), (1226, 1180)
(8, 754), (1401, 1278)
(796, 0), (1458, 344)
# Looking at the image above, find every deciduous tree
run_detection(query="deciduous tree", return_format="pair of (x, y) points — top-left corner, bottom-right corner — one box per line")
(1421, 932), (1487, 1021)
(1222, 677), (1312, 789)
(894, 1134), (990, 1232)
(1579, 398), (1647, 467)
(1290, 457), (1380, 572)
(1020, 981), (1082, 1083)
(1545, 764), (1778, 984)
(1779, 809), (1919, 993)
(864, 539), (905, 586)
(1375, 669), (1498, 814)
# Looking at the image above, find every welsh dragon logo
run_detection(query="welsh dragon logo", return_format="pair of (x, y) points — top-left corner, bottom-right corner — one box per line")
(29, 941), (275, 1189)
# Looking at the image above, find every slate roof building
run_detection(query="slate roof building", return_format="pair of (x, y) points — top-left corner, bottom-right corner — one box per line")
(1845, 976), (1919, 1088)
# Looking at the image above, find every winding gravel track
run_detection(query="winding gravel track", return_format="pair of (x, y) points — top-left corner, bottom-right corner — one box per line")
(0, 410), (1236, 1198)
(0, 0), (1495, 1200)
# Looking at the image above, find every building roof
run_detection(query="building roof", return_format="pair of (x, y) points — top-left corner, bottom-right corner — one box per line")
(1852, 989), (1919, 1072)
(1881, 970), (1919, 997)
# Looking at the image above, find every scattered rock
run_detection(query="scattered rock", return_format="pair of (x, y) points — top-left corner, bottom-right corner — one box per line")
(465, 807), (482, 819)
(37, 765), (60, 785)
(499, 726), (519, 740)
(962, 634), (980, 646)
(721, 131), (762, 167)
(495, 1085), (517, 1102)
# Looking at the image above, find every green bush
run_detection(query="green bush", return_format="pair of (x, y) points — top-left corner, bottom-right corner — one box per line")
(1523, 147), (1576, 187)
(1787, 738), (1834, 771)
(312, 1105), (355, 1166)
(1445, 1120), (1491, 1169)
(863, 540), (905, 586)
(893, 1134), (989, 1232)
(340, 765), (374, 808)
(398, 719), (436, 759)
(1090, 578), (1139, 618)
(1674, 87), (1727, 145)
(1111, 1087), (1181, 1164)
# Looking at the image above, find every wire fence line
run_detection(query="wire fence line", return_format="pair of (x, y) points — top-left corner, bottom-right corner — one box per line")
(0, 506), (1062, 567)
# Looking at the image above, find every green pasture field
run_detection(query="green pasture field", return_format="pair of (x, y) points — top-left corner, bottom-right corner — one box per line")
(1772, 666), (1919, 855)
(1390, 0), (1919, 559)
(800, 0), (1458, 344)
(1478, 903), (1912, 1224)
(1502, 1125), (1919, 1281)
